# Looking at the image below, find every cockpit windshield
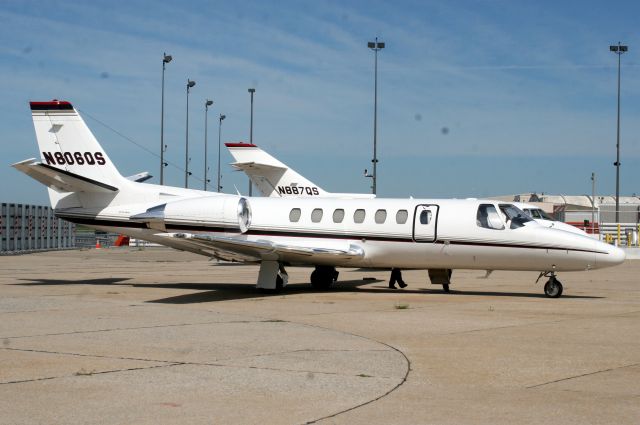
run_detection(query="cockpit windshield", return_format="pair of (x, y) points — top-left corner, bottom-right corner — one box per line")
(499, 204), (533, 229)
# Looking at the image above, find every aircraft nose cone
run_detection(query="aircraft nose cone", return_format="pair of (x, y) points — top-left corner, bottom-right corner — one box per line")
(595, 241), (626, 268)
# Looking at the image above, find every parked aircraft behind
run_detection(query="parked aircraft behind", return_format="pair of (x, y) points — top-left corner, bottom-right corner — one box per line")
(514, 202), (588, 235)
(226, 142), (374, 199)
(14, 101), (625, 298)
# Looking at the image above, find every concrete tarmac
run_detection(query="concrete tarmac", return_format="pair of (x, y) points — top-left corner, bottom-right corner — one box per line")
(0, 248), (638, 424)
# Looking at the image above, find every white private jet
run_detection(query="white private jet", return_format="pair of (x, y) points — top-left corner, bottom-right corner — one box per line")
(13, 101), (625, 298)
(226, 143), (590, 237)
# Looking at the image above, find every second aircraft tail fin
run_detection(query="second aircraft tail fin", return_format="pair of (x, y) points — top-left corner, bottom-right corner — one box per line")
(226, 143), (328, 197)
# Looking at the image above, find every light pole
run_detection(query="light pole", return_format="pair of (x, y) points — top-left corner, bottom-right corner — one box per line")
(591, 172), (596, 234)
(160, 52), (172, 185)
(203, 99), (213, 191)
(610, 42), (627, 223)
(367, 37), (385, 195)
(185, 79), (196, 188)
(248, 88), (255, 196)
(217, 114), (226, 192)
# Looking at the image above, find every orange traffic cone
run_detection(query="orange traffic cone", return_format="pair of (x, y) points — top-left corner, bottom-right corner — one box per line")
(95, 240), (102, 249)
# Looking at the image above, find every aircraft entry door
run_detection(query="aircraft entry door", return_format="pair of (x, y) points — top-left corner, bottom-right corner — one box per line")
(412, 204), (439, 242)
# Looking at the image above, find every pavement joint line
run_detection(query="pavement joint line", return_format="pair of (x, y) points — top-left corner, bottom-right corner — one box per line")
(525, 362), (640, 389)
(0, 347), (397, 382)
(1, 346), (180, 365)
(279, 322), (411, 424)
(440, 309), (640, 336)
(211, 347), (392, 364)
(3, 281), (411, 421)
(0, 319), (283, 340)
(0, 363), (182, 386)
(0, 309), (65, 315)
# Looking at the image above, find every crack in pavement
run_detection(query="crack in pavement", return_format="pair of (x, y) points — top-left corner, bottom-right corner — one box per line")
(526, 362), (640, 389)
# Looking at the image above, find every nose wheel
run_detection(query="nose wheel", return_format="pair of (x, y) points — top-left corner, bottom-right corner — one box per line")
(537, 272), (563, 298)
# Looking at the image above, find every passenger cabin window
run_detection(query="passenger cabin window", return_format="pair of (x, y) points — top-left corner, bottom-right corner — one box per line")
(333, 209), (345, 223)
(311, 208), (323, 223)
(289, 208), (301, 222)
(419, 210), (432, 225)
(375, 209), (387, 224)
(476, 204), (504, 230)
(499, 204), (533, 229)
(396, 210), (408, 224)
(354, 209), (366, 223)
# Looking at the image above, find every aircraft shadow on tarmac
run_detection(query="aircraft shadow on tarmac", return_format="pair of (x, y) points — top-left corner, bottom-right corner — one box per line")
(16, 277), (132, 286)
(16, 278), (603, 303)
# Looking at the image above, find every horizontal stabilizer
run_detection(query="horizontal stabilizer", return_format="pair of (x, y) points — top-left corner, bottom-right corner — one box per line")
(12, 158), (118, 193)
(126, 171), (153, 183)
(231, 161), (286, 172)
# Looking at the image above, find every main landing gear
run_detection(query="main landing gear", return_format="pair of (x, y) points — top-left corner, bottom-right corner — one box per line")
(428, 269), (452, 293)
(256, 261), (288, 292)
(537, 271), (563, 298)
(310, 266), (339, 290)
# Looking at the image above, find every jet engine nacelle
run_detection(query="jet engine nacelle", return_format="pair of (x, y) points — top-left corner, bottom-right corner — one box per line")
(161, 195), (251, 233)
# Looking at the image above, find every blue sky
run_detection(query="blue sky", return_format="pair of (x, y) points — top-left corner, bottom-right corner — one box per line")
(2, 0), (639, 204)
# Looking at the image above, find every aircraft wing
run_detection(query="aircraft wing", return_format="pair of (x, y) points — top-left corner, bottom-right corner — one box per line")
(163, 233), (365, 264)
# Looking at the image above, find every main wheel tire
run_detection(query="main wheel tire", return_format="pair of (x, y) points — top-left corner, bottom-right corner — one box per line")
(310, 267), (333, 290)
(544, 278), (563, 298)
(443, 283), (450, 293)
(275, 274), (284, 291)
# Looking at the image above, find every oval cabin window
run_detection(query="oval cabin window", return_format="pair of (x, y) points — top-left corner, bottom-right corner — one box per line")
(396, 209), (408, 224)
(289, 208), (301, 222)
(375, 209), (387, 224)
(311, 208), (323, 223)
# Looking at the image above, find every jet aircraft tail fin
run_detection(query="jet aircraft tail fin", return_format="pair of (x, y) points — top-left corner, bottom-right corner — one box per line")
(29, 100), (124, 187)
(226, 143), (328, 197)
(226, 142), (375, 199)
(22, 100), (126, 208)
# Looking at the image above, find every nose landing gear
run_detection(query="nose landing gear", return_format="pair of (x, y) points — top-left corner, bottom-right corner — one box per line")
(537, 271), (563, 298)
